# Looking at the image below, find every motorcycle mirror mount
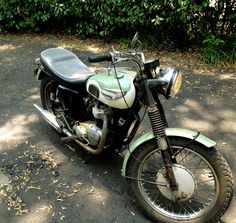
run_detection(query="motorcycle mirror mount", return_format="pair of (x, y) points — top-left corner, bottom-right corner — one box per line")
(131, 32), (142, 49)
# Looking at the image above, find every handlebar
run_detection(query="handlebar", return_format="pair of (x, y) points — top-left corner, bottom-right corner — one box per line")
(88, 51), (146, 65)
(88, 54), (112, 63)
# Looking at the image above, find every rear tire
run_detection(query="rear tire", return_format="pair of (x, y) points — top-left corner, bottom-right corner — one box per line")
(40, 76), (59, 113)
(127, 137), (233, 223)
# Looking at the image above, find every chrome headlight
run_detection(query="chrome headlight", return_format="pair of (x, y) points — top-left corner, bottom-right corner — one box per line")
(160, 68), (182, 98)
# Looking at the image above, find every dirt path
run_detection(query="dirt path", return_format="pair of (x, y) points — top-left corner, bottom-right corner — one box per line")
(0, 34), (235, 223)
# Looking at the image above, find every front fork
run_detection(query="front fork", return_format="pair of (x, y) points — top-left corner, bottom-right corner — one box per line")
(145, 81), (178, 190)
(147, 105), (178, 190)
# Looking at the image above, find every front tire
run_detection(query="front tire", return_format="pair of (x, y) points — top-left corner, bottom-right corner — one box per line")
(127, 137), (233, 223)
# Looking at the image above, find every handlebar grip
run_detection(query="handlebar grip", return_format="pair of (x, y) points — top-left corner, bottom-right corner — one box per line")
(88, 54), (112, 63)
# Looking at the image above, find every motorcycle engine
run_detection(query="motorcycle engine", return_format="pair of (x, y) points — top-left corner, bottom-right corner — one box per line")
(72, 102), (111, 147)
(73, 122), (102, 146)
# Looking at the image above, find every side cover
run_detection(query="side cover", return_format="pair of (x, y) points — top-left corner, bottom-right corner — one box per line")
(121, 128), (216, 176)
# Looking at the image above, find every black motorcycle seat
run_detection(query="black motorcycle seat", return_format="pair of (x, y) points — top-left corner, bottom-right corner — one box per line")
(40, 48), (94, 86)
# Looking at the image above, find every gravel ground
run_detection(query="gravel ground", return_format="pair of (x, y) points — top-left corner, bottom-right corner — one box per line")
(0, 34), (235, 223)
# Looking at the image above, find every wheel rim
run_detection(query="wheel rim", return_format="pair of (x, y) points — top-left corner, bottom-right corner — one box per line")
(43, 81), (58, 113)
(137, 146), (219, 220)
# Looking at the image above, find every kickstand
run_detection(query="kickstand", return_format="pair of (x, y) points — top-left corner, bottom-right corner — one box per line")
(80, 149), (89, 164)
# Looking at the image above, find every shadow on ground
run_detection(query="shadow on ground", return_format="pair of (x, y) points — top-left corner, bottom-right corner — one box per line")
(0, 35), (235, 223)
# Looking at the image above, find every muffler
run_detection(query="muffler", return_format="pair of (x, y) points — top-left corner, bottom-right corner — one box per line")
(34, 104), (62, 133)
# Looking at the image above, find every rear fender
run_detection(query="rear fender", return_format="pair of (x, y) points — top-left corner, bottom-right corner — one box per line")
(35, 65), (48, 81)
(121, 128), (216, 176)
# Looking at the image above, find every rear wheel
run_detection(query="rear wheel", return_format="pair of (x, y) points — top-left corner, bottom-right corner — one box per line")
(40, 76), (60, 113)
(127, 137), (233, 223)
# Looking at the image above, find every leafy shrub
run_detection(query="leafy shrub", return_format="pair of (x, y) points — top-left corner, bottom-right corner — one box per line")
(201, 34), (225, 64)
(0, 0), (70, 32)
(201, 34), (235, 64)
(0, 0), (235, 64)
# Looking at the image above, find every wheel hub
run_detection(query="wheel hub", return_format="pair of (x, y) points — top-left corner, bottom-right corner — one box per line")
(156, 164), (196, 201)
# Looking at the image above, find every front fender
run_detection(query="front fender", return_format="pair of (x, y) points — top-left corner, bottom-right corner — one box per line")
(121, 128), (216, 176)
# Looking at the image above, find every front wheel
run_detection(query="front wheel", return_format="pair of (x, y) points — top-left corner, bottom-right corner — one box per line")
(127, 137), (233, 223)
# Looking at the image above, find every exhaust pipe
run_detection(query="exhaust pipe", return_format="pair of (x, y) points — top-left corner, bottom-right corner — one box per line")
(34, 104), (62, 133)
(34, 103), (108, 155)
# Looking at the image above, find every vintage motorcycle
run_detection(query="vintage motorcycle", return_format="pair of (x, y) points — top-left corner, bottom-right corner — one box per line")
(34, 34), (233, 222)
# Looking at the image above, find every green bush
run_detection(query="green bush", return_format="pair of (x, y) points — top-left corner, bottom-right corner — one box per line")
(0, 0), (70, 31)
(0, 0), (235, 64)
(201, 34), (235, 64)
(201, 34), (225, 64)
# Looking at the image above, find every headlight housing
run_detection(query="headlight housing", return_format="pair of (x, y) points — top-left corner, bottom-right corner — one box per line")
(160, 68), (182, 98)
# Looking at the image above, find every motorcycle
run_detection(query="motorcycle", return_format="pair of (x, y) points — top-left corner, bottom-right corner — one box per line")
(34, 34), (233, 223)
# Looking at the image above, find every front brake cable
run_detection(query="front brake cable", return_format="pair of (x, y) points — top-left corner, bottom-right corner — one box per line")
(124, 175), (169, 187)
(172, 132), (200, 158)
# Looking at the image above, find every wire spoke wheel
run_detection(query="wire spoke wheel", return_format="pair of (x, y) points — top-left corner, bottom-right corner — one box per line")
(138, 147), (218, 220)
(40, 77), (60, 113)
(127, 137), (233, 223)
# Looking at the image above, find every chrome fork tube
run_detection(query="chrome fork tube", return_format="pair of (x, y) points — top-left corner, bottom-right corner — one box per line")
(144, 78), (177, 189)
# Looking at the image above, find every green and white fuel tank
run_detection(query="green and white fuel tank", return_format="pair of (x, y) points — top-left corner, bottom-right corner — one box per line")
(86, 68), (136, 109)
